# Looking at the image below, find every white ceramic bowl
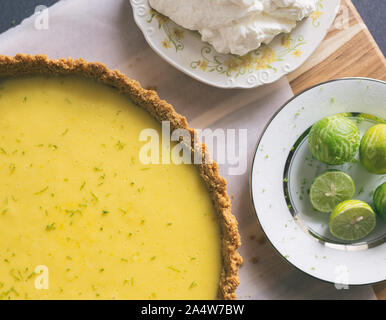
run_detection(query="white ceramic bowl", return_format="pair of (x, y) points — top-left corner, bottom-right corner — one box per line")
(251, 78), (386, 286)
(130, 0), (340, 89)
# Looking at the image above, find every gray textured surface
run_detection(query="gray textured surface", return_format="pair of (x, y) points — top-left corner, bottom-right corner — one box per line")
(0, 0), (59, 32)
(0, 0), (385, 55)
(352, 0), (386, 55)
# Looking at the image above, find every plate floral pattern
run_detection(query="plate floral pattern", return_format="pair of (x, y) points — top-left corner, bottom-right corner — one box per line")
(131, 0), (340, 88)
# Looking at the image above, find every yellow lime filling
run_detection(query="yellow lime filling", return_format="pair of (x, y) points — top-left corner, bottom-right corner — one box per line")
(0, 76), (221, 300)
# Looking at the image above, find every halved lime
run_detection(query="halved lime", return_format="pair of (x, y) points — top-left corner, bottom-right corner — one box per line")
(373, 182), (386, 220)
(308, 115), (360, 165)
(309, 170), (355, 212)
(360, 124), (386, 174)
(329, 200), (376, 241)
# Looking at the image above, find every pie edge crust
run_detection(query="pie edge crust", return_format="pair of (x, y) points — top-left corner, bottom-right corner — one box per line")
(0, 54), (243, 300)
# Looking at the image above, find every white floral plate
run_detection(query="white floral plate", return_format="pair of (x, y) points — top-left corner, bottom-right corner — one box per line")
(251, 78), (386, 286)
(130, 0), (340, 89)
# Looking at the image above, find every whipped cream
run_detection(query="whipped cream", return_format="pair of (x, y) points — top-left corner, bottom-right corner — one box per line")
(149, 0), (317, 56)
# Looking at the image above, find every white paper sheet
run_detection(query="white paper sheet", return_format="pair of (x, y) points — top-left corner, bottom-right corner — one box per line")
(0, 0), (376, 300)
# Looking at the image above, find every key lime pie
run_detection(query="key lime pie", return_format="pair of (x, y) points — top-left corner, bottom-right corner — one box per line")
(0, 55), (242, 300)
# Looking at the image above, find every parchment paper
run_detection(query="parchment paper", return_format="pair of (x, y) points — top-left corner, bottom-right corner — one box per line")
(0, 0), (376, 300)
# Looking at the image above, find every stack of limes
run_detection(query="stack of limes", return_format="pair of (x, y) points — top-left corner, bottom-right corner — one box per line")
(308, 115), (386, 241)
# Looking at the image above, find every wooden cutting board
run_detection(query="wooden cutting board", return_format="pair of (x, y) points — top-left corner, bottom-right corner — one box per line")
(288, 0), (386, 300)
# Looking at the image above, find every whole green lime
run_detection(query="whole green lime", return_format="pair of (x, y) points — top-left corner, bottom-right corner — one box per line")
(373, 182), (386, 220)
(308, 115), (360, 165)
(359, 124), (386, 174)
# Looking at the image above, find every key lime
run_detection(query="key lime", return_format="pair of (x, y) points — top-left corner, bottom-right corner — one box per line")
(373, 182), (386, 220)
(359, 124), (386, 174)
(308, 115), (360, 165)
(329, 200), (376, 241)
(309, 170), (355, 212)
